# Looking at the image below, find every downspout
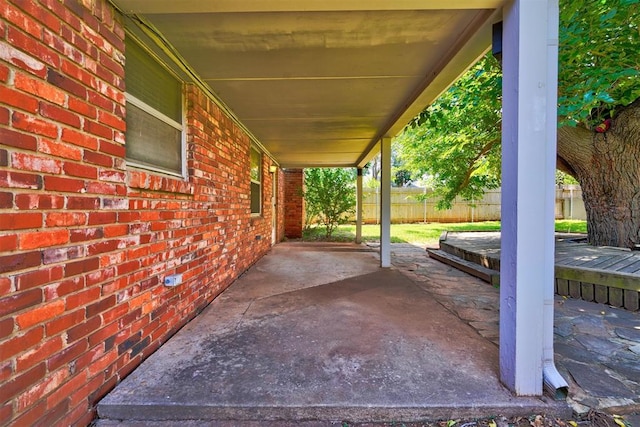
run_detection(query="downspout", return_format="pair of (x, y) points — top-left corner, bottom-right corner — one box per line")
(543, 0), (568, 399)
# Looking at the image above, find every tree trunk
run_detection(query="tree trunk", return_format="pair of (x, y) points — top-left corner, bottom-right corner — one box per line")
(557, 99), (640, 249)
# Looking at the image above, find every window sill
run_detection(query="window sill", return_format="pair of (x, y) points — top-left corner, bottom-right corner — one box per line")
(127, 168), (193, 195)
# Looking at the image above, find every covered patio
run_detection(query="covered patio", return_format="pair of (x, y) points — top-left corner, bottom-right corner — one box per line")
(97, 243), (570, 424)
(104, 0), (562, 418)
(111, 0), (562, 397)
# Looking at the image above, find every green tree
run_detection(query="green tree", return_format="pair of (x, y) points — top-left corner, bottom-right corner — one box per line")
(303, 168), (356, 238)
(396, 55), (502, 209)
(397, 0), (640, 248)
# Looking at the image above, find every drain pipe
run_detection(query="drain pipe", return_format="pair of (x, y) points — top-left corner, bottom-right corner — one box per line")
(543, 0), (568, 400)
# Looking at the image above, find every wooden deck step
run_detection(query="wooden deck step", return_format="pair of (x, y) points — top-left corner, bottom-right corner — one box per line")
(427, 249), (500, 286)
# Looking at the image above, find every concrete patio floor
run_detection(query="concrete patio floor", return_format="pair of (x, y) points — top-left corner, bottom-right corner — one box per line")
(97, 242), (570, 425)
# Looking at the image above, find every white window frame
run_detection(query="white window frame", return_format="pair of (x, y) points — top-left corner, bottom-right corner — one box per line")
(250, 146), (262, 215)
(125, 37), (186, 179)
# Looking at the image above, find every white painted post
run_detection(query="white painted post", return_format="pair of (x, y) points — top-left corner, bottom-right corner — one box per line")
(542, 0), (568, 397)
(500, 0), (554, 395)
(380, 137), (392, 268)
(356, 168), (363, 244)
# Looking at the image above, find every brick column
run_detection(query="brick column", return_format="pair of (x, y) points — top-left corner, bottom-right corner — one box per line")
(284, 169), (304, 239)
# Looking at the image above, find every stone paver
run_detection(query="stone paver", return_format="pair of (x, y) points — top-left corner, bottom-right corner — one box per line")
(390, 243), (640, 416)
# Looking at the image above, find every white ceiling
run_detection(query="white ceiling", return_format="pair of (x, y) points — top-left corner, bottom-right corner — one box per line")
(111, 1), (504, 168)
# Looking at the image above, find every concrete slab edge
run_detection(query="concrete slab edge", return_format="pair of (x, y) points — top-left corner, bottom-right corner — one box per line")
(98, 402), (572, 423)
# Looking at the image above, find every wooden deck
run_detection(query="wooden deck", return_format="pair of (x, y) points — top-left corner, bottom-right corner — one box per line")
(429, 232), (640, 311)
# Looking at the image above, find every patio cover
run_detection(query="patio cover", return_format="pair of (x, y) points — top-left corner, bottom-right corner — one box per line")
(110, 0), (563, 397)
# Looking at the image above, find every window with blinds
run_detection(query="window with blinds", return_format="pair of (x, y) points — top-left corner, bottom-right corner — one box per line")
(125, 37), (184, 176)
(250, 146), (262, 214)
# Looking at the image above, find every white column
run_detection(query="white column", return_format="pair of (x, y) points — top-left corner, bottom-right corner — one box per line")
(380, 137), (391, 267)
(542, 0), (568, 398)
(500, 0), (555, 395)
(356, 168), (363, 244)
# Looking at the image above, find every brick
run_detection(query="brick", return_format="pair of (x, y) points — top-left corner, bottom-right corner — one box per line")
(86, 239), (118, 256)
(0, 127), (38, 150)
(0, 212), (42, 230)
(19, 229), (69, 250)
(0, 29), (47, 76)
(61, 58), (96, 89)
(0, 191), (12, 208)
(97, 110), (125, 131)
(10, 0), (61, 33)
(0, 326), (43, 359)
(39, 102), (81, 128)
(12, 111), (59, 138)
(11, 152), (63, 174)
(624, 290), (639, 311)
(16, 367), (69, 411)
(87, 211), (116, 225)
(86, 295), (116, 318)
(0, 363), (47, 409)
(34, 398), (68, 427)
(14, 72), (66, 105)
(9, 400), (47, 427)
(99, 140), (125, 157)
(66, 196), (100, 210)
(44, 175), (85, 193)
(46, 212), (87, 227)
(69, 227), (103, 243)
(61, 127), (98, 150)
(0, 171), (43, 189)
(0, 106), (8, 124)
(38, 138), (83, 161)
(0, 149), (6, 167)
(16, 266), (64, 291)
(102, 198), (127, 210)
(45, 308), (85, 337)
(0, 317), (14, 339)
(87, 90), (113, 112)
(15, 300), (65, 330)
(63, 162), (97, 179)
(102, 224), (127, 238)
(46, 339), (88, 371)
(67, 315), (101, 343)
(83, 149), (112, 167)
(99, 170), (125, 183)
(16, 336), (64, 371)
(0, 86), (39, 113)
(15, 193), (64, 210)
(42, 245), (85, 264)
(44, 276), (84, 300)
(0, 234), (17, 252)
(46, 68), (87, 99)
(83, 119), (112, 139)
(0, 63), (8, 82)
(68, 96), (97, 119)
(2, 1), (44, 38)
(0, 251), (42, 274)
(65, 257), (100, 278)
(88, 321), (119, 348)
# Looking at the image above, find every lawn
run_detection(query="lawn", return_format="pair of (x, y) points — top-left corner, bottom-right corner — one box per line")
(302, 220), (587, 246)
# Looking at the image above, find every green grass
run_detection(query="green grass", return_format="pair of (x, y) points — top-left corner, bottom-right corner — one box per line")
(302, 220), (587, 246)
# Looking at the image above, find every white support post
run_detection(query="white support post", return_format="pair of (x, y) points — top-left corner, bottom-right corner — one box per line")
(542, 0), (568, 398)
(380, 137), (391, 268)
(500, 0), (555, 395)
(356, 168), (363, 244)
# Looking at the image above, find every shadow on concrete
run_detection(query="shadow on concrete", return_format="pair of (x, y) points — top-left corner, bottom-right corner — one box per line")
(97, 242), (568, 424)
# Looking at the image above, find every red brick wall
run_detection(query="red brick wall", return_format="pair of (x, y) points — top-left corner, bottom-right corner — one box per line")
(0, 1), (276, 425)
(284, 169), (304, 239)
(277, 169), (286, 242)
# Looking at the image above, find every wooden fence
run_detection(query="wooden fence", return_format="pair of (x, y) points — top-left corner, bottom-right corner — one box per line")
(358, 185), (585, 223)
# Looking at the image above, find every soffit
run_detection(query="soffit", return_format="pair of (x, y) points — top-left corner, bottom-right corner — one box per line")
(111, 1), (503, 168)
